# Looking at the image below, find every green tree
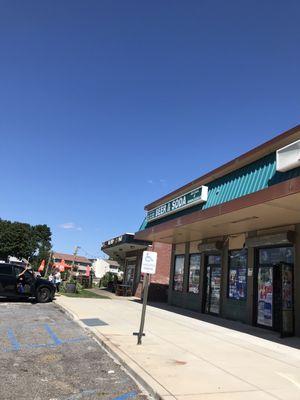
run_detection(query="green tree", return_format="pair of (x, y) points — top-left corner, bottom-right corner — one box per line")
(32, 224), (52, 269)
(0, 219), (52, 267)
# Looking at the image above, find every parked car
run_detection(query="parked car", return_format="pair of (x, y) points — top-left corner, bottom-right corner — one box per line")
(0, 263), (55, 303)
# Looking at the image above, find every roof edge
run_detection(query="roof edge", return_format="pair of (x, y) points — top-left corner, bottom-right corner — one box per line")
(145, 124), (300, 211)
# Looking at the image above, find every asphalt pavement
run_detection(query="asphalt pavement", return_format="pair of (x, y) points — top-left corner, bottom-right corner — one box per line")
(0, 300), (150, 400)
(58, 294), (300, 400)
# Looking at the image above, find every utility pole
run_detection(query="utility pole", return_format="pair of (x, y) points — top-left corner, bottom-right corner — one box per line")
(44, 251), (53, 277)
(71, 246), (80, 273)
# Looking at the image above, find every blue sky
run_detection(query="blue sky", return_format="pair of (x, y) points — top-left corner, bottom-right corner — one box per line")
(0, 1), (299, 258)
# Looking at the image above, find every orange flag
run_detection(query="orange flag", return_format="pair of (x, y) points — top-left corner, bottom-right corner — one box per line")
(59, 259), (66, 272)
(38, 259), (45, 272)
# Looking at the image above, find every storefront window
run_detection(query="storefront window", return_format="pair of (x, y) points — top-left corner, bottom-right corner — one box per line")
(188, 254), (201, 294)
(228, 249), (247, 300)
(208, 255), (221, 265)
(256, 247), (294, 329)
(259, 247), (294, 265)
(173, 255), (185, 291)
(125, 258), (136, 288)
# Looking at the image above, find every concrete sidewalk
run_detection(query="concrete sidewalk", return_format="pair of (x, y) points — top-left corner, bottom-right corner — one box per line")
(56, 295), (300, 400)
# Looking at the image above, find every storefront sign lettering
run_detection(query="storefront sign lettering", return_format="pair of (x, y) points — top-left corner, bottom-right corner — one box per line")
(147, 186), (208, 222)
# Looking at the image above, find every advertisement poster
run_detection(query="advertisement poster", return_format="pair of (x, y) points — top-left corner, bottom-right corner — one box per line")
(257, 267), (273, 327)
(188, 254), (201, 293)
(229, 267), (247, 300)
(281, 264), (294, 336)
(173, 255), (185, 292)
(209, 267), (221, 314)
(228, 269), (237, 298)
(228, 250), (247, 300)
(282, 265), (293, 310)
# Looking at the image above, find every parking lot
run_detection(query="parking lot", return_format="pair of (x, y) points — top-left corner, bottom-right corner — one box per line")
(0, 301), (149, 400)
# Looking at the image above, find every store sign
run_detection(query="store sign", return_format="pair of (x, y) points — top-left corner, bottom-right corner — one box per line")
(103, 235), (124, 247)
(147, 186), (208, 222)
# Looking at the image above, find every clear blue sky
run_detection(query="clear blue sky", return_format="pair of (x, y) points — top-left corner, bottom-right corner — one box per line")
(0, 1), (299, 258)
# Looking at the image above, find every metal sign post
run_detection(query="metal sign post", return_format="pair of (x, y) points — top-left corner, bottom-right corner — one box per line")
(135, 251), (157, 345)
(137, 273), (149, 345)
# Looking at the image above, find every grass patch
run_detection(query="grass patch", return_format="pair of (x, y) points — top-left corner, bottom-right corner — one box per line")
(61, 289), (109, 299)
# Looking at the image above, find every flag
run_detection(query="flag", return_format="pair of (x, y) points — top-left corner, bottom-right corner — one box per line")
(59, 259), (66, 272)
(38, 260), (45, 272)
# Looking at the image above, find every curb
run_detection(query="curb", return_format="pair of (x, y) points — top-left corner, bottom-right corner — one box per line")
(54, 301), (167, 400)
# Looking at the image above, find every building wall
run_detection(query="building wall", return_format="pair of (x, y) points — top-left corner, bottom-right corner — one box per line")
(151, 242), (172, 285)
(92, 259), (110, 279)
(125, 242), (172, 301)
(53, 258), (91, 267)
(168, 243), (204, 312)
(168, 225), (299, 333)
(294, 224), (300, 336)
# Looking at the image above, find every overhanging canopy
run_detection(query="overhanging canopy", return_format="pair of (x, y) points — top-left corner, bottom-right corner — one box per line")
(135, 177), (300, 244)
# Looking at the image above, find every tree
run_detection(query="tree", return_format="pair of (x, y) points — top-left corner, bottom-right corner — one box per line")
(32, 224), (52, 269)
(0, 219), (52, 267)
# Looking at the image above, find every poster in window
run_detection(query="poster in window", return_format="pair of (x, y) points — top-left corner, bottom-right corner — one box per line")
(282, 265), (293, 310)
(281, 264), (294, 336)
(228, 250), (247, 300)
(257, 266), (273, 327)
(188, 254), (200, 293)
(229, 269), (237, 298)
(173, 255), (184, 292)
(228, 267), (247, 300)
(209, 266), (221, 314)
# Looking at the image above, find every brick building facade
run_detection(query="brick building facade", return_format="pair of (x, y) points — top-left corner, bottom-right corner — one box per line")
(101, 233), (171, 301)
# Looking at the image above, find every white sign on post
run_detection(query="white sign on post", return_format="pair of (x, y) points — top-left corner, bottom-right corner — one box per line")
(141, 251), (157, 275)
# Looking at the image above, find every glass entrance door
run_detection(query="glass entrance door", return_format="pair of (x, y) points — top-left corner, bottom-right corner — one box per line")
(256, 247), (294, 333)
(257, 266), (273, 327)
(280, 263), (294, 337)
(204, 255), (222, 315)
(124, 258), (136, 289)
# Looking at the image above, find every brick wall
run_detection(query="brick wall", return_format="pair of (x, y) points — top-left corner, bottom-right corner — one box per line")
(151, 242), (172, 285)
(123, 242), (171, 300)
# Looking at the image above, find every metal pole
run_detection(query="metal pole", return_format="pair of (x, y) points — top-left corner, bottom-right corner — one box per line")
(137, 273), (149, 345)
(71, 246), (80, 273)
(44, 251), (52, 277)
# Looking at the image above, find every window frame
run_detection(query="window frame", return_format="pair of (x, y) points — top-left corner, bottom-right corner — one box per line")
(173, 254), (185, 292)
(13, 266), (23, 277)
(188, 253), (201, 294)
(0, 264), (14, 276)
(258, 246), (294, 266)
(227, 248), (248, 301)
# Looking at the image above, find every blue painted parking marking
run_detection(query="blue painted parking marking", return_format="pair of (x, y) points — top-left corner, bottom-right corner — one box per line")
(7, 328), (21, 351)
(2, 323), (88, 352)
(63, 389), (137, 400)
(44, 323), (63, 345)
(112, 391), (137, 400)
(64, 389), (98, 399)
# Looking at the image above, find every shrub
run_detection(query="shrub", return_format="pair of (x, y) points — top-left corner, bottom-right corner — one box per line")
(76, 282), (83, 293)
(60, 277), (83, 294)
(101, 272), (114, 288)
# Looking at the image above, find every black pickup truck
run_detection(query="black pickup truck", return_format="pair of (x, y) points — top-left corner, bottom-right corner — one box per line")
(0, 263), (55, 303)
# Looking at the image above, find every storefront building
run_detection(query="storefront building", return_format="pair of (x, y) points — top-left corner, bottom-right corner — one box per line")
(136, 125), (300, 336)
(101, 233), (171, 301)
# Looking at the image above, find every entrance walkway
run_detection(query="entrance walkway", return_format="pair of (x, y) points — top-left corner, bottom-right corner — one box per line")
(87, 287), (138, 300)
(56, 295), (300, 400)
